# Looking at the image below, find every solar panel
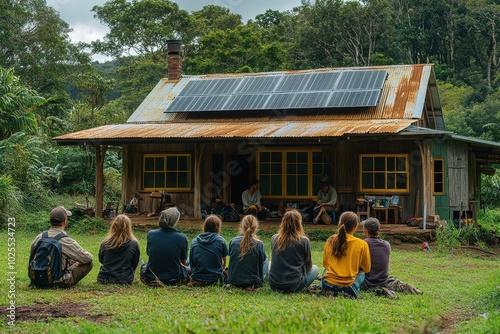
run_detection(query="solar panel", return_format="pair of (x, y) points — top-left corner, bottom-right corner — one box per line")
(224, 94), (270, 110)
(235, 76), (281, 93)
(165, 69), (387, 112)
(327, 90), (381, 108)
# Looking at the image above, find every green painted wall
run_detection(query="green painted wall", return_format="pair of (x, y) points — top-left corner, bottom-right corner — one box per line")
(432, 141), (449, 220)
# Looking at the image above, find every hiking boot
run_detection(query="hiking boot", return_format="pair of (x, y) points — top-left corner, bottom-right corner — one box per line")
(381, 287), (398, 299)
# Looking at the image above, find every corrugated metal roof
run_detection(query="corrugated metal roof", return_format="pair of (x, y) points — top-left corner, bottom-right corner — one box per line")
(55, 64), (443, 144)
(54, 119), (416, 143)
(126, 64), (436, 123)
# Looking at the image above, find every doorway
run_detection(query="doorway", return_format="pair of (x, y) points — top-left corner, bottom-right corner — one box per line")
(229, 154), (251, 205)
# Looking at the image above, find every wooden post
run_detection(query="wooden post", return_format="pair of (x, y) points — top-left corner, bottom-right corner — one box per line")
(417, 139), (434, 218)
(193, 143), (205, 220)
(95, 145), (107, 218)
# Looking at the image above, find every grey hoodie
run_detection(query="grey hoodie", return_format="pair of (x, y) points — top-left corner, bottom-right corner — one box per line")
(189, 232), (228, 283)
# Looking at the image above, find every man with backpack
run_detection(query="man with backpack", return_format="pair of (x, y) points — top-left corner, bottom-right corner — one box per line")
(29, 206), (93, 288)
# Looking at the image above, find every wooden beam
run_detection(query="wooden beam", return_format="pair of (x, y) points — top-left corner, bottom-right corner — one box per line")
(193, 143), (205, 220)
(95, 145), (107, 218)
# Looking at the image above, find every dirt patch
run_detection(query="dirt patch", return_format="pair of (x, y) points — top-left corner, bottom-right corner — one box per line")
(1, 301), (110, 323)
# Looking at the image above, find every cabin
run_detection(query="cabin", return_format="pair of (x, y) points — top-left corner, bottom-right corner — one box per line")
(55, 41), (500, 224)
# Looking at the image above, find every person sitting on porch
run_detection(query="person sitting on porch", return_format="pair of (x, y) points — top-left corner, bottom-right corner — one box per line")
(242, 180), (267, 220)
(313, 180), (339, 225)
(321, 211), (371, 298)
(361, 217), (423, 298)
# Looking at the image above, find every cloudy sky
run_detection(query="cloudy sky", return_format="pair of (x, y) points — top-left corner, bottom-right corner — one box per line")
(47, 0), (303, 47)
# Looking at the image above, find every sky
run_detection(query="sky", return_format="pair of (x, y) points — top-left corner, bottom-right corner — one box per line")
(46, 0), (303, 62)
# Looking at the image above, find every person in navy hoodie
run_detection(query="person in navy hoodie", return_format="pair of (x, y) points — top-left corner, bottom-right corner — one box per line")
(189, 214), (228, 286)
(140, 207), (189, 286)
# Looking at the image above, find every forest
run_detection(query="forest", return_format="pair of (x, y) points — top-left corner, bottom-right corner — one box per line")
(1, 0), (500, 225)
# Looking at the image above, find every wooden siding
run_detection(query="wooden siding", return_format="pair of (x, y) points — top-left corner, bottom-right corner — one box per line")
(447, 141), (469, 215)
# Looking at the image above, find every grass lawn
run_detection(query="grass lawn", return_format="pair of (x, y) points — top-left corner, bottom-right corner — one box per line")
(1, 224), (499, 333)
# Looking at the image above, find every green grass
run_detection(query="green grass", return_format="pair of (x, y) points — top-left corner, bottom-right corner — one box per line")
(1, 226), (499, 333)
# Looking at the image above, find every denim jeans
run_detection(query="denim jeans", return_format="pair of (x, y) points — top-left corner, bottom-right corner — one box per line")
(322, 270), (365, 298)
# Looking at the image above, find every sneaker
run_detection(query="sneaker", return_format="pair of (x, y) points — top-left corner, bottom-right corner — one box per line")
(313, 218), (319, 225)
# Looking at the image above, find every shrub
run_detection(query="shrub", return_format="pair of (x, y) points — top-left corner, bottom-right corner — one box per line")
(0, 175), (23, 228)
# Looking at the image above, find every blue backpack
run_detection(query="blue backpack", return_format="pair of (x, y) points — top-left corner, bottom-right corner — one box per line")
(28, 231), (67, 287)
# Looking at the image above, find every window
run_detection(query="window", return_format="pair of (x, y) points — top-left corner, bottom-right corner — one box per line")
(433, 158), (444, 194)
(360, 154), (408, 193)
(258, 150), (331, 198)
(143, 154), (191, 191)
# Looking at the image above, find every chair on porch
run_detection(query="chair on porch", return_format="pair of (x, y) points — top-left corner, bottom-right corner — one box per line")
(356, 198), (370, 222)
(104, 201), (119, 219)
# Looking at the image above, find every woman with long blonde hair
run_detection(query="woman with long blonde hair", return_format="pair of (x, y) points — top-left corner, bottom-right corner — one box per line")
(227, 215), (268, 289)
(97, 214), (140, 284)
(321, 211), (371, 298)
(269, 210), (319, 293)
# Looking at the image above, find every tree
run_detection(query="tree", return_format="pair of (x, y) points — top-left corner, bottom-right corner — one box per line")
(91, 0), (192, 60)
(0, 67), (45, 140)
(73, 72), (115, 123)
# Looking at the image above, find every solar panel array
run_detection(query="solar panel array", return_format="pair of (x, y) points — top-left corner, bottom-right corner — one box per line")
(166, 70), (387, 113)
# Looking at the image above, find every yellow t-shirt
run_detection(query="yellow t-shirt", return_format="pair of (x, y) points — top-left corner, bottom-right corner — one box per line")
(322, 233), (371, 287)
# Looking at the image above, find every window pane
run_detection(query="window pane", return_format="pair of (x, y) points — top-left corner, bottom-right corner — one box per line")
(144, 172), (154, 188)
(434, 183), (443, 193)
(271, 175), (282, 196)
(145, 157), (155, 171)
(166, 172), (177, 187)
(396, 157), (406, 171)
(298, 163), (308, 174)
(362, 173), (373, 189)
(260, 152), (270, 162)
(178, 156), (189, 170)
(167, 156), (177, 170)
(286, 176), (297, 196)
(434, 160), (443, 172)
(178, 172), (189, 188)
(260, 163), (270, 174)
(297, 152), (308, 162)
(387, 173), (395, 189)
(362, 157), (373, 171)
(271, 163), (282, 174)
(396, 174), (407, 189)
(313, 164), (323, 174)
(287, 152), (296, 163)
(155, 173), (165, 188)
(287, 164), (296, 174)
(271, 152), (282, 162)
(386, 157), (395, 171)
(297, 175), (308, 195)
(155, 157), (164, 171)
(435, 174), (443, 182)
(374, 173), (385, 188)
(260, 176), (270, 195)
(374, 157), (385, 171)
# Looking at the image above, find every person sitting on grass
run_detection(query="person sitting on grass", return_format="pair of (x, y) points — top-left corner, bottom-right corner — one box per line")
(140, 207), (189, 286)
(269, 210), (319, 293)
(321, 211), (371, 298)
(361, 217), (423, 298)
(189, 214), (228, 286)
(227, 215), (268, 290)
(242, 179), (268, 220)
(97, 214), (140, 284)
(30, 206), (93, 288)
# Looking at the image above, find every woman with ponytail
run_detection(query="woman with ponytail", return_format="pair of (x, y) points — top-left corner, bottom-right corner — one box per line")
(321, 211), (371, 298)
(227, 215), (268, 290)
(269, 210), (319, 293)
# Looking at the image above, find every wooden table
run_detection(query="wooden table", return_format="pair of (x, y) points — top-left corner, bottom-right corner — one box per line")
(371, 206), (400, 224)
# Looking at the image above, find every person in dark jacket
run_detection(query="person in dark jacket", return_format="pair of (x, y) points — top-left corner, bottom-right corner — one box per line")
(269, 210), (319, 293)
(361, 217), (422, 298)
(189, 214), (228, 285)
(140, 207), (189, 286)
(227, 215), (268, 290)
(97, 214), (140, 284)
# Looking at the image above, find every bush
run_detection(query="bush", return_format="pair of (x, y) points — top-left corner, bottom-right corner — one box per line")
(0, 175), (23, 228)
(67, 216), (107, 234)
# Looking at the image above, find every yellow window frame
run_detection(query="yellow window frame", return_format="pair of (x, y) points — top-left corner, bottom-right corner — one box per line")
(432, 158), (445, 194)
(257, 149), (330, 199)
(142, 153), (192, 191)
(359, 154), (409, 193)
